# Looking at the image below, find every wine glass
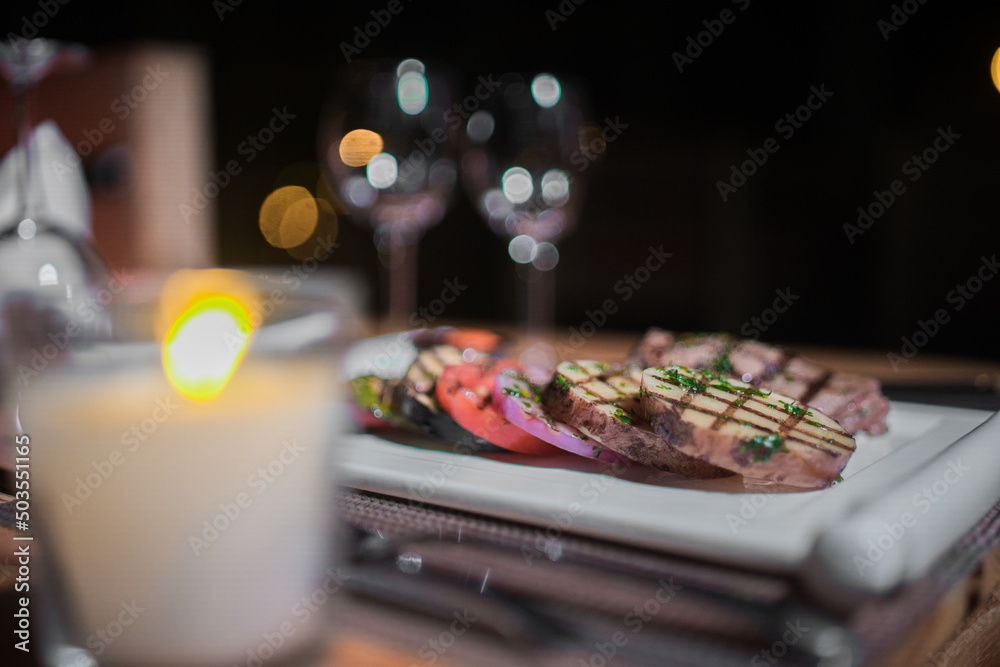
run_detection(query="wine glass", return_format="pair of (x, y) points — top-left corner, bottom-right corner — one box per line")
(459, 72), (590, 332)
(319, 58), (458, 326)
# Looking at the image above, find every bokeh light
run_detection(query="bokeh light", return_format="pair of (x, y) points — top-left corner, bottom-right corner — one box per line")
(531, 74), (562, 108)
(541, 169), (570, 206)
(396, 58), (425, 77)
(532, 241), (559, 271)
(502, 167), (533, 204)
(508, 234), (536, 263)
(992, 46), (1000, 94)
(259, 186), (318, 249)
(466, 110), (495, 143)
(397, 70), (429, 115)
(338, 129), (384, 167)
(367, 153), (399, 189)
(17, 218), (36, 240)
(38, 263), (58, 286)
(343, 175), (377, 208)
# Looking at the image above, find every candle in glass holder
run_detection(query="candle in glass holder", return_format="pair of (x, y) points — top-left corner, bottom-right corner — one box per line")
(23, 280), (344, 667)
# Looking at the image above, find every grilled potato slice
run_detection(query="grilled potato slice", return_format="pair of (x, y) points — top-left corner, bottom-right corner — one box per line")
(641, 366), (855, 488)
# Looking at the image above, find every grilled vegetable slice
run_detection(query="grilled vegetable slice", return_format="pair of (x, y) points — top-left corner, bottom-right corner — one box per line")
(437, 360), (560, 455)
(641, 366), (856, 488)
(401, 345), (503, 452)
(541, 361), (730, 478)
(493, 368), (626, 462)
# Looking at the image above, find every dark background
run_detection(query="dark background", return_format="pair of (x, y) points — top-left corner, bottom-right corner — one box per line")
(4, 0), (1000, 362)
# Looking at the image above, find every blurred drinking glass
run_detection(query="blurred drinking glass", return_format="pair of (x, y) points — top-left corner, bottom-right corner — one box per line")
(16, 269), (356, 667)
(459, 72), (589, 332)
(319, 58), (458, 326)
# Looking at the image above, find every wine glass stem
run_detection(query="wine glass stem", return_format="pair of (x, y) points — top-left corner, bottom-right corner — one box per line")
(522, 265), (555, 334)
(387, 242), (418, 328)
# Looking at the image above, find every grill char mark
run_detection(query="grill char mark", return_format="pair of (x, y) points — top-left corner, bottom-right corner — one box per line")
(646, 371), (855, 454)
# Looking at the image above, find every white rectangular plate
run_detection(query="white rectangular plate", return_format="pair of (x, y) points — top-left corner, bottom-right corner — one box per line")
(336, 401), (999, 600)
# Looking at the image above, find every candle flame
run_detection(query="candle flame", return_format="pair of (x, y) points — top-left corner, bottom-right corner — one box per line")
(163, 295), (252, 401)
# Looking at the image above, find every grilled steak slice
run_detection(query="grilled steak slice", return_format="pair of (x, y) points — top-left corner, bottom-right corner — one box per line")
(541, 361), (731, 478)
(641, 366), (856, 488)
(627, 329), (889, 435)
(401, 345), (503, 452)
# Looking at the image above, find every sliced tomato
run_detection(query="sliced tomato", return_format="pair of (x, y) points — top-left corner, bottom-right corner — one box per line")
(439, 328), (504, 354)
(436, 360), (560, 455)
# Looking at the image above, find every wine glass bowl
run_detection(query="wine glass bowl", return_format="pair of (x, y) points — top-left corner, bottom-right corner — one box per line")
(319, 58), (458, 324)
(459, 72), (590, 329)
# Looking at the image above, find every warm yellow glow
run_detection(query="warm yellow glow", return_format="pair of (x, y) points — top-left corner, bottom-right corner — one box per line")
(259, 186), (319, 249)
(339, 129), (384, 167)
(163, 295), (252, 401)
(992, 47), (1000, 95)
(279, 196), (320, 248)
(156, 269), (260, 341)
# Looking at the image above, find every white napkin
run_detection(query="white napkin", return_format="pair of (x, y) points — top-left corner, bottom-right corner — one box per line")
(0, 120), (90, 292)
(0, 119), (90, 236)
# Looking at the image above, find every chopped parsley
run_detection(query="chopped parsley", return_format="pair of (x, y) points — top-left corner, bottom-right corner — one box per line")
(613, 409), (634, 425)
(655, 366), (708, 393)
(778, 400), (812, 417)
(710, 352), (733, 377)
(740, 433), (788, 463)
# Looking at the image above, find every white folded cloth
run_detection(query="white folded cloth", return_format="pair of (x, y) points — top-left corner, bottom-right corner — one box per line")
(0, 120), (91, 293)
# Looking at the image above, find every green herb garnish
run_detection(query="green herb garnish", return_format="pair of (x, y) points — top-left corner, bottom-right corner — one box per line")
(613, 409), (634, 425)
(740, 433), (788, 463)
(778, 400), (812, 417)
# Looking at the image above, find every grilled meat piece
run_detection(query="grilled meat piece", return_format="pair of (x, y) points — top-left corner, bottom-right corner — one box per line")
(641, 366), (856, 488)
(627, 329), (889, 435)
(541, 361), (731, 478)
